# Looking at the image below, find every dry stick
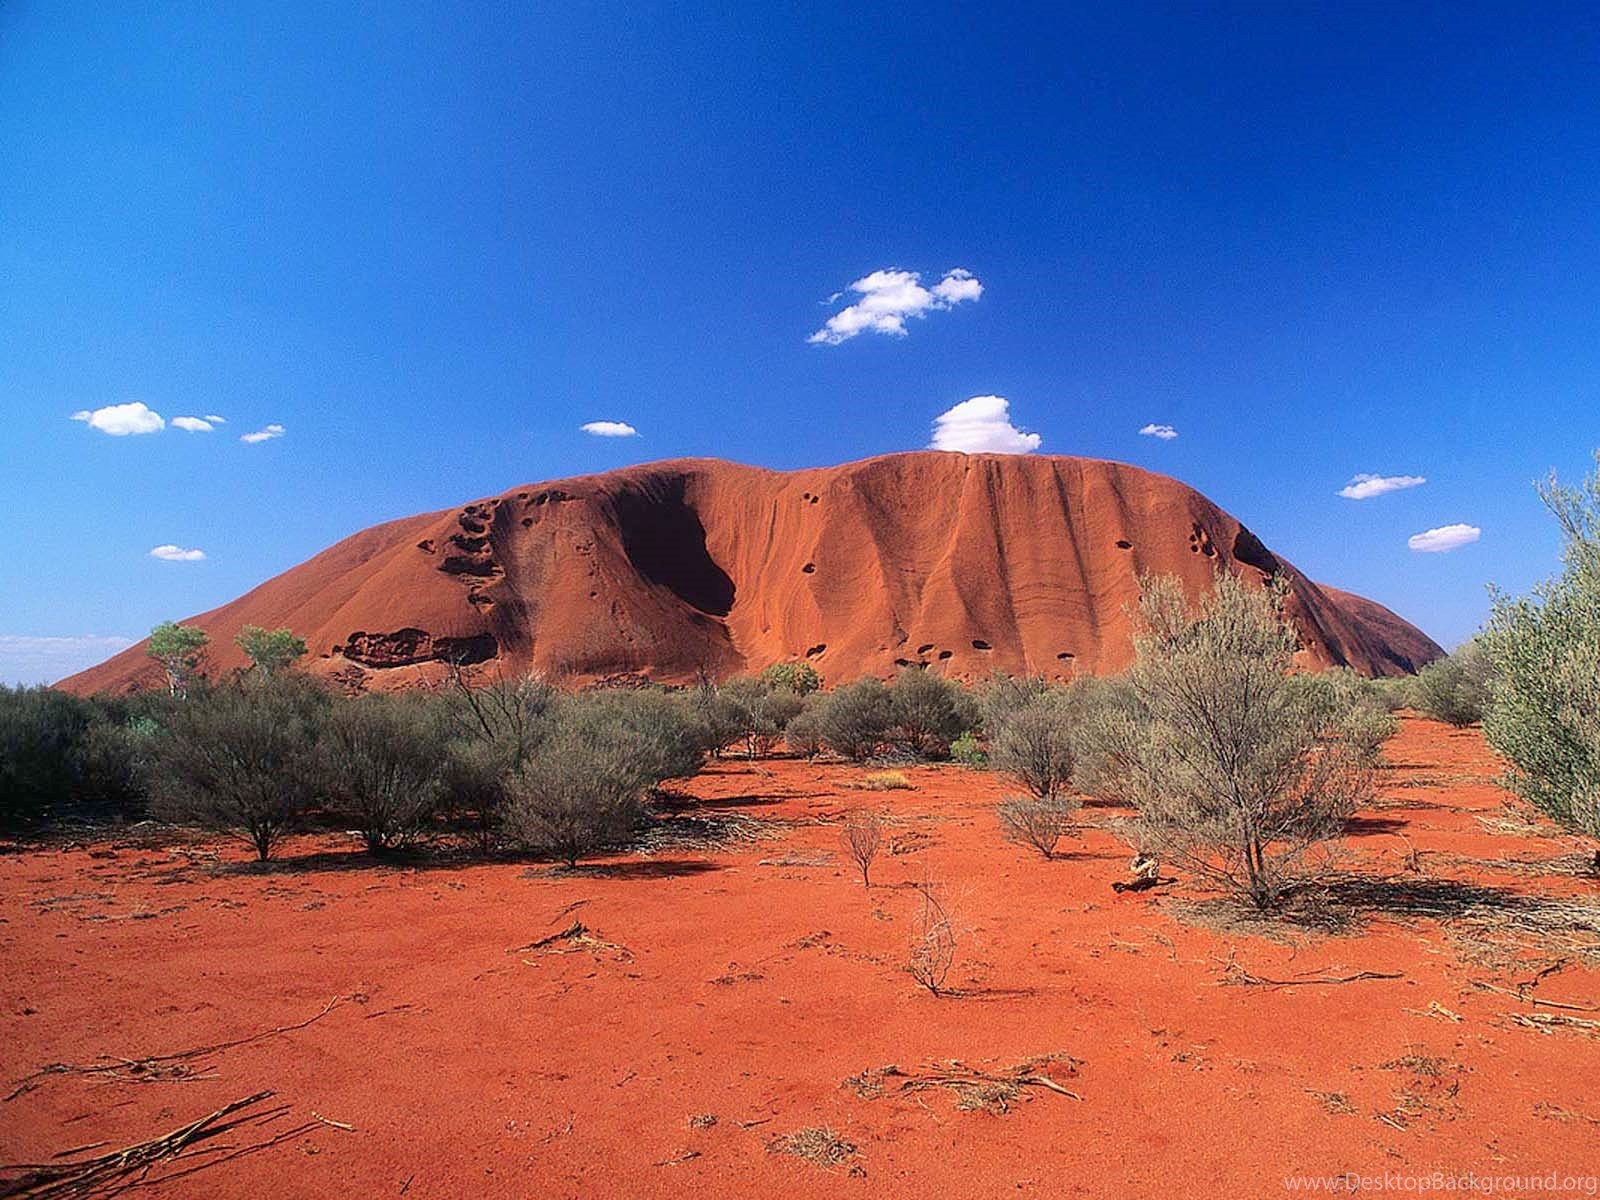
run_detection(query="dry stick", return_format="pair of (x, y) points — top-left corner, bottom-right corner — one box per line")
(4, 996), (343, 1102)
(0, 1090), (307, 1199)
(1226, 967), (1403, 989)
(1471, 979), (1600, 1013)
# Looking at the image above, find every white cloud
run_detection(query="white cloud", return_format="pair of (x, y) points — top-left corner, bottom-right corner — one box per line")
(70, 401), (164, 436)
(172, 416), (217, 432)
(580, 420), (639, 438)
(1408, 523), (1480, 553)
(0, 634), (135, 686)
(1139, 423), (1178, 441)
(149, 544), (207, 562)
(1340, 473), (1426, 500)
(929, 395), (1041, 455)
(240, 423), (285, 444)
(204, 414), (226, 424)
(810, 267), (983, 345)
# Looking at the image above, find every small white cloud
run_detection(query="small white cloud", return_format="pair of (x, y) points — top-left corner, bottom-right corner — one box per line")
(204, 414), (226, 424)
(1339, 473), (1426, 500)
(1139, 423), (1178, 441)
(0, 634), (135, 685)
(172, 416), (217, 432)
(810, 267), (983, 345)
(70, 402), (164, 436)
(929, 395), (1041, 455)
(149, 544), (207, 562)
(580, 420), (639, 438)
(1408, 524), (1480, 553)
(240, 423), (285, 444)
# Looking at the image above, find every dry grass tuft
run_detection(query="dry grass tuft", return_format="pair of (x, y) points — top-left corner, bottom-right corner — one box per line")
(858, 770), (913, 791)
(766, 1126), (857, 1168)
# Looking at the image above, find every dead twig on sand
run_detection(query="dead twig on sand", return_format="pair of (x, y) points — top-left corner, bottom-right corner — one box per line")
(1471, 979), (1600, 1013)
(1219, 962), (1403, 989)
(5, 997), (343, 1102)
(845, 1054), (1082, 1113)
(1510, 1012), (1600, 1038)
(0, 1090), (313, 1198)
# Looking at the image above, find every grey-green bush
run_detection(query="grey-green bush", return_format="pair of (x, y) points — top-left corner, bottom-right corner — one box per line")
(815, 678), (894, 761)
(1481, 453), (1600, 848)
(990, 690), (1078, 800)
(1410, 641), (1491, 727)
(320, 695), (448, 853)
(888, 668), (976, 759)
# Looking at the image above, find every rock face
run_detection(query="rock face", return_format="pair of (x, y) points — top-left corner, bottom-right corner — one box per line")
(59, 452), (1443, 693)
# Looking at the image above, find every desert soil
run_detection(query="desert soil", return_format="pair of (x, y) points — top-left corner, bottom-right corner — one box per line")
(3, 716), (1599, 1197)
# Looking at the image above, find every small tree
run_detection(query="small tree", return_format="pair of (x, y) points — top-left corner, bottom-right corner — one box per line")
(1075, 573), (1376, 910)
(840, 810), (882, 887)
(816, 678), (894, 762)
(235, 625), (308, 679)
(1482, 452), (1600, 857)
(990, 691), (1077, 800)
(759, 661), (822, 695)
(1410, 641), (1491, 727)
(718, 677), (805, 759)
(888, 668), (975, 759)
(320, 695), (447, 853)
(150, 677), (329, 860)
(436, 665), (559, 848)
(147, 621), (209, 697)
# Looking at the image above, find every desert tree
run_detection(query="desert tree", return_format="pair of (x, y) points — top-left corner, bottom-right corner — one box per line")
(319, 694), (448, 853)
(147, 621), (209, 697)
(1481, 451), (1600, 860)
(888, 667), (977, 760)
(0, 687), (93, 828)
(717, 676), (806, 759)
(149, 676), (330, 860)
(815, 677), (894, 762)
(839, 809), (883, 887)
(234, 625), (308, 679)
(1074, 572), (1376, 910)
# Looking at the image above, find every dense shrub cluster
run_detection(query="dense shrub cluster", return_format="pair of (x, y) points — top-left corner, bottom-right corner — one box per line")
(1409, 642), (1491, 727)
(1482, 453), (1600, 847)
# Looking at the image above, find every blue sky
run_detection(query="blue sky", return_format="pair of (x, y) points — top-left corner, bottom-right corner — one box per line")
(3, 2), (1598, 683)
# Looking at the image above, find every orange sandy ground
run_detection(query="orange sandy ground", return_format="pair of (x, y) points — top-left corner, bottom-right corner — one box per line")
(3, 716), (1599, 1198)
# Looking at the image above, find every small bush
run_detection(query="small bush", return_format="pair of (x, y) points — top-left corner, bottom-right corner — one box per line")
(503, 728), (651, 865)
(996, 795), (1077, 859)
(815, 678), (893, 761)
(436, 668), (559, 850)
(906, 881), (956, 995)
(783, 699), (825, 758)
(990, 691), (1078, 800)
(715, 676), (805, 759)
(149, 676), (331, 860)
(977, 673), (1052, 737)
(861, 769), (912, 791)
(840, 810), (882, 887)
(0, 686), (93, 828)
(1482, 452), (1600, 843)
(758, 661), (822, 695)
(1410, 642), (1491, 727)
(558, 688), (708, 786)
(949, 730), (987, 769)
(888, 668), (977, 759)
(320, 695), (448, 853)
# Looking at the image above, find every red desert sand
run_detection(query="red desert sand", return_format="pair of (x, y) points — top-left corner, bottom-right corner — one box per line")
(59, 452), (1441, 695)
(4, 716), (1599, 1197)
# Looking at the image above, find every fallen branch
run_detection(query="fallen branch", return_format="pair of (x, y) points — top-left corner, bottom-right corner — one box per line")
(846, 1054), (1081, 1113)
(508, 921), (630, 961)
(5, 997), (343, 1102)
(0, 1090), (313, 1198)
(1222, 965), (1403, 989)
(1471, 979), (1600, 1013)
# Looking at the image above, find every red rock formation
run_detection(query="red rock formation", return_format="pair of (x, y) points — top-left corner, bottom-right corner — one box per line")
(59, 453), (1442, 693)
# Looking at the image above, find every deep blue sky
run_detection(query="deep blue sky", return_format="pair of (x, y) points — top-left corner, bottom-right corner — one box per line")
(4, 2), (1598, 682)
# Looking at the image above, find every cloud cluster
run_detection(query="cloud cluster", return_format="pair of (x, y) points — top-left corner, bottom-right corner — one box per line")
(580, 420), (639, 438)
(1139, 423), (1178, 441)
(172, 414), (226, 432)
(241, 423), (286, 444)
(810, 267), (983, 345)
(149, 544), (206, 562)
(1340, 473), (1426, 500)
(929, 395), (1040, 455)
(1408, 524), (1480, 553)
(71, 402), (165, 436)
(0, 634), (136, 686)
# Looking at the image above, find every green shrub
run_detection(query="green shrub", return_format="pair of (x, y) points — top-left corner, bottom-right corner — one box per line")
(235, 625), (307, 678)
(1075, 573), (1376, 910)
(990, 691), (1078, 800)
(949, 730), (987, 769)
(436, 670), (559, 847)
(146, 621), (209, 697)
(758, 661), (822, 695)
(888, 668), (976, 760)
(149, 676), (331, 860)
(557, 688), (707, 786)
(1481, 453), (1600, 843)
(783, 698), (825, 758)
(0, 686), (93, 828)
(1410, 642), (1491, 727)
(320, 695), (448, 853)
(976, 673), (1053, 737)
(714, 676), (806, 759)
(815, 678), (893, 761)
